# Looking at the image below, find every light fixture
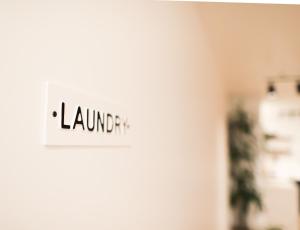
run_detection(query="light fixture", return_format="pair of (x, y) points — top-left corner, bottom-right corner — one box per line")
(296, 81), (300, 94)
(267, 82), (276, 95)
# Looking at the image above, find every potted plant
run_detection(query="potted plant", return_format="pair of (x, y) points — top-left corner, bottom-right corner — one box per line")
(228, 106), (263, 230)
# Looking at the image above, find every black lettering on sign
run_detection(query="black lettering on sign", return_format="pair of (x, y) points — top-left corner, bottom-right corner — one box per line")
(106, 113), (113, 133)
(54, 102), (130, 135)
(61, 102), (70, 129)
(115, 115), (121, 134)
(87, 109), (95, 132)
(97, 111), (105, 132)
(73, 106), (85, 130)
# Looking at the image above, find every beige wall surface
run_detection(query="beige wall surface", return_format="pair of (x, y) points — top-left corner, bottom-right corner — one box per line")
(198, 3), (300, 99)
(0, 1), (226, 230)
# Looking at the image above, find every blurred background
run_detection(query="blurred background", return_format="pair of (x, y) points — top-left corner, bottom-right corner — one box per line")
(199, 3), (300, 230)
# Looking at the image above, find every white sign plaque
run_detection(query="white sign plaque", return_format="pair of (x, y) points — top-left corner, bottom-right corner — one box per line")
(44, 83), (131, 146)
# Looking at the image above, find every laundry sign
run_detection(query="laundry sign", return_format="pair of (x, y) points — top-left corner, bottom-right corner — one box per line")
(44, 83), (131, 146)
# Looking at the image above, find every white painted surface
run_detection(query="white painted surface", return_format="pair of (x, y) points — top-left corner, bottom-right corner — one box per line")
(260, 97), (300, 137)
(259, 180), (298, 230)
(0, 1), (226, 230)
(259, 87), (300, 182)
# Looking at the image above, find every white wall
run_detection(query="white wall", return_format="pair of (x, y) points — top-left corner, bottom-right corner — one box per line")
(0, 1), (227, 230)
